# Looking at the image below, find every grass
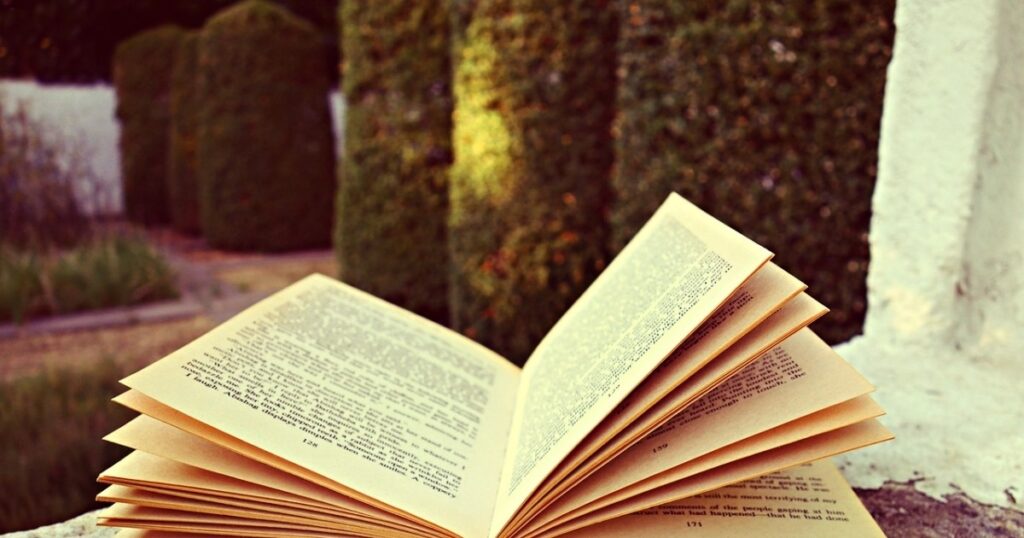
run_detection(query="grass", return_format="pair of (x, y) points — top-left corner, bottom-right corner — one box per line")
(0, 358), (134, 532)
(0, 235), (179, 323)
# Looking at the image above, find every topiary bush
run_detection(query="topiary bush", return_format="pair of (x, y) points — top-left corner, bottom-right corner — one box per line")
(450, 0), (618, 364)
(112, 25), (184, 226)
(168, 31), (201, 235)
(611, 0), (894, 344)
(196, 0), (335, 251)
(336, 0), (452, 324)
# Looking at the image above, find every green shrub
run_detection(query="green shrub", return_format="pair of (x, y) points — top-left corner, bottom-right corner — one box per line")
(0, 236), (178, 323)
(168, 32), (201, 235)
(0, 359), (133, 532)
(450, 0), (618, 364)
(197, 0), (335, 251)
(611, 0), (894, 344)
(336, 1), (452, 323)
(113, 25), (185, 226)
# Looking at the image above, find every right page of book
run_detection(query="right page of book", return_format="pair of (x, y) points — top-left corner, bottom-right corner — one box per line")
(489, 193), (772, 537)
(559, 460), (884, 538)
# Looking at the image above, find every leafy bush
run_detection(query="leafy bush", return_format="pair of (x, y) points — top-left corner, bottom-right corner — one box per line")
(0, 359), (133, 532)
(0, 99), (93, 248)
(336, 0), (452, 323)
(196, 0), (335, 251)
(113, 25), (185, 226)
(0, 236), (178, 323)
(168, 31), (201, 235)
(450, 0), (618, 364)
(611, 0), (894, 343)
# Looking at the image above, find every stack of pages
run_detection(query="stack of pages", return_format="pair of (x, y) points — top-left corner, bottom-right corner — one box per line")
(97, 193), (892, 537)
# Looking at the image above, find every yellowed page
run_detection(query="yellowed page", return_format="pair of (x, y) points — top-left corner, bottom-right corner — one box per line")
(491, 193), (772, 537)
(525, 395), (883, 535)
(105, 416), (376, 516)
(520, 329), (875, 534)
(114, 386), (452, 537)
(537, 420), (892, 537)
(500, 266), (808, 535)
(503, 294), (826, 536)
(99, 504), (374, 537)
(120, 274), (520, 538)
(99, 450), (339, 515)
(559, 460), (884, 538)
(98, 484), (367, 532)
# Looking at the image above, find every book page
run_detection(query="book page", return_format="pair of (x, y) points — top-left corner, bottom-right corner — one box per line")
(120, 274), (520, 538)
(491, 194), (772, 536)
(559, 460), (884, 538)
(539, 420), (892, 537)
(519, 329), (876, 534)
(500, 265), (809, 535)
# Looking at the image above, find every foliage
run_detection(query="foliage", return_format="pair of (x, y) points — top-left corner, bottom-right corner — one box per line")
(450, 0), (618, 364)
(336, 0), (452, 323)
(113, 25), (184, 226)
(611, 0), (894, 343)
(0, 235), (178, 323)
(0, 98), (93, 248)
(0, 358), (133, 533)
(0, 0), (339, 84)
(168, 31), (201, 235)
(196, 0), (336, 251)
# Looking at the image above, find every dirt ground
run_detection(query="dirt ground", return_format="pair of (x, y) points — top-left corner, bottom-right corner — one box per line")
(860, 482), (1024, 537)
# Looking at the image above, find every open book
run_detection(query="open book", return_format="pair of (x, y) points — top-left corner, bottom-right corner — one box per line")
(97, 193), (892, 537)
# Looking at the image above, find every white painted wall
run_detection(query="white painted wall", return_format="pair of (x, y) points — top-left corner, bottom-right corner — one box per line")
(0, 80), (347, 217)
(837, 0), (1023, 508)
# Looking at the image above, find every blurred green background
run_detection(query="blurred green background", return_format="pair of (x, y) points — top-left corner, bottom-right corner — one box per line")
(0, 0), (894, 531)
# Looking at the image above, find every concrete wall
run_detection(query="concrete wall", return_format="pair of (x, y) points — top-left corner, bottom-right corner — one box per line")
(0, 80), (346, 217)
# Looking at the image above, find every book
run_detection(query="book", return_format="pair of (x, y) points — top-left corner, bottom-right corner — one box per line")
(96, 193), (892, 537)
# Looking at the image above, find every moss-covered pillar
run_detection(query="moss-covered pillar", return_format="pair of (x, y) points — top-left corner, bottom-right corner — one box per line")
(336, 0), (452, 323)
(112, 25), (184, 226)
(450, 1), (617, 364)
(196, 0), (335, 251)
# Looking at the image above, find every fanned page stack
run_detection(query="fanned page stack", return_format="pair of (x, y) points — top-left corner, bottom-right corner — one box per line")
(97, 193), (893, 537)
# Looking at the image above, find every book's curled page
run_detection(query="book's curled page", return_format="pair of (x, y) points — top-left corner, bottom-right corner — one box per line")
(560, 460), (884, 538)
(118, 274), (522, 538)
(490, 194), (772, 536)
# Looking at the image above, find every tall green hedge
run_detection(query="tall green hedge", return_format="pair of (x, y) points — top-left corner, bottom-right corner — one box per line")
(196, 0), (335, 251)
(450, 1), (618, 364)
(336, 1), (452, 323)
(611, 1), (894, 343)
(168, 31), (200, 235)
(113, 25), (184, 226)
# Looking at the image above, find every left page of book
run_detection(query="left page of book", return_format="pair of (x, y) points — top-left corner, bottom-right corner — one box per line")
(121, 273), (522, 538)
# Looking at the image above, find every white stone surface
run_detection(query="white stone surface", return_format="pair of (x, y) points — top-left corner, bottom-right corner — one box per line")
(836, 0), (1024, 509)
(1, 510), (112, 538)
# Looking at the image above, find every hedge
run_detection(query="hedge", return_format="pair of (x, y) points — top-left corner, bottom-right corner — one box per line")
(336, 0), (452, 323)
(611, 0), (894, 344)
(196, 0), (335, 251)
(112, 25), (184, 226)
(168, 31), (200, 235)
(450, 0), (618, 364)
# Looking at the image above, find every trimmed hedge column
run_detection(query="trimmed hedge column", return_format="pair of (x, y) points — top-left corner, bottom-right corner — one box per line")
(611, 1), (894, 343)
(336, 0), (452, 323)
(168, 32), (200, 235)
(113, 25), (184, 226)
(196, 0), (335, 251)
(450, 1), (617, 364)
